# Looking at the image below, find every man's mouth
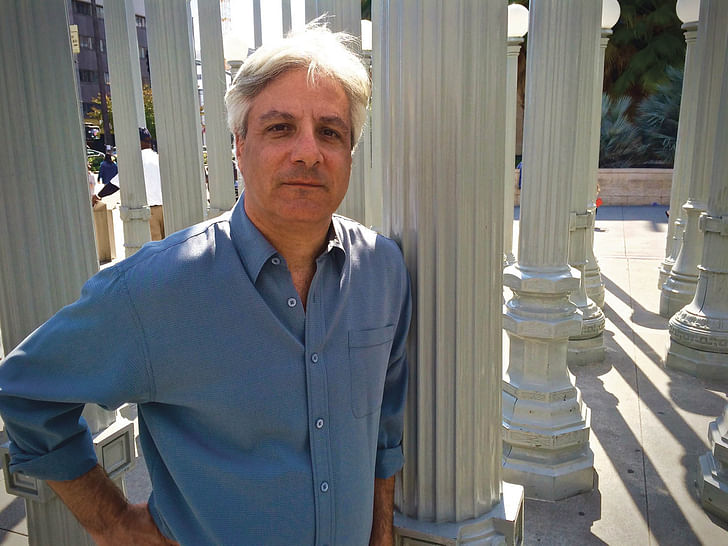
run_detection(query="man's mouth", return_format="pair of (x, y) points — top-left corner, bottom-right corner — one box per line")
(281, 180), (325, 188)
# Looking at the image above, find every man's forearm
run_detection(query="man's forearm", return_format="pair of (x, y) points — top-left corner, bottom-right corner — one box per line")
(47, 464), (128, 538)
(370, 475), (396, 546)
(47, 464), (176, 545)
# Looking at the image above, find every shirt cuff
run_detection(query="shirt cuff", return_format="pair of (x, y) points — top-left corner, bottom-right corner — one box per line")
(375, 444), (404, 479)
(8, 428), (98, 481)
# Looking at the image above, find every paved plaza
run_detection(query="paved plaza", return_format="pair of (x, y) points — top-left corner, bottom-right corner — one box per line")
(0, 205), (727, 545)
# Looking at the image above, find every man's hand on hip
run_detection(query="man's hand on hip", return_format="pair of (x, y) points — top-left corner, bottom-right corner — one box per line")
(47, 464), (178, 546)
(91, 503), (178, 546)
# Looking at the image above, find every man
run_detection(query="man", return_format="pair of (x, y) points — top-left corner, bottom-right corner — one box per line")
(139, 128), (165, 241)
(0, 23), (410, 546)
(92, 129), (165, 241)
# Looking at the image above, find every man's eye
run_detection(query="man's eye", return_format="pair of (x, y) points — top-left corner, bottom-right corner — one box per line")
(321, 128), (341, 139)
(268, 124), (290, 133)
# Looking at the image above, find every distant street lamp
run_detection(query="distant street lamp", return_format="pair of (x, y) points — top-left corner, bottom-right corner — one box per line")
(361, 19), (372, 52)
(508, 4), (529, 39)
(601, 0), (621, 29)
(676, 0), (700, 24)
(223, 33), (249, 83)
(503, 3), (528, 266)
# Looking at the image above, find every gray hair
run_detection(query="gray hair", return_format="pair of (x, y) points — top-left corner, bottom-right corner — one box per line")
(225, 20), (370, 151)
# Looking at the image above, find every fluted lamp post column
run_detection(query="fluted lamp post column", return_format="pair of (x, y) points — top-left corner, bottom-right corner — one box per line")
(0, 2), (135, 543)
(359, 19), (377, 230)
(658, 0), (701, 289)
(146, 0), (207, 234)
(502, 0), (598, 500)
(566, 0), (612, 365)
(503, 4), (528, 267)
(666, 0), (728, 380)
(374, 1), (524, 543)
(689, 2), (728, 519)
(199, 0), (236, 219)
(583, 0), (620, 309)
(105, 0), (152, 256)
(659, 0), (724, 319)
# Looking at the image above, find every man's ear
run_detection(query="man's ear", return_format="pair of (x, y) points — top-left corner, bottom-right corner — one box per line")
(234, 133), (245, 167)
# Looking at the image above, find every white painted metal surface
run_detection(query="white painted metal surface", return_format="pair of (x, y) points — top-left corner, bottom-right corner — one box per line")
(660, 0), (725, 318)
(146, 0), (207, 235)
(0, 0), (98, 352)
(105, 0), (152, 255)
(375, 1), (523, 543)
(503, 39), (521, 267)
(567, 4), (605, 364)
(198, 0), (236, 218)
(583, 30), (611, 308)
(666, 0), (728, 381)
(0, 3), (136, 543)
(502, 0), (596, 501)
(658, 22), (700, 288)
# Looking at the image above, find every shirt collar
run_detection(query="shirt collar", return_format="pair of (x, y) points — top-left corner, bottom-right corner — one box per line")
(230, 193), (347, 282)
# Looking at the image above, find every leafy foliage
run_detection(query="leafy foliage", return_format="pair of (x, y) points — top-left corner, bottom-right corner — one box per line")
(361, 0), (370, 20)
(633, 65), (681, 166)
(85, 84), (156, 141)
(604, 0), (685, 114)
(600, 95), (647, 168)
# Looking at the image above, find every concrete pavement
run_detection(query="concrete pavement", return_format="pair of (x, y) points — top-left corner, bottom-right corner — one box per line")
(0, 205), (726, 544)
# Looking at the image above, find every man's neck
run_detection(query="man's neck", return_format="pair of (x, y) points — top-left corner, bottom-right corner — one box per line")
(244, 201), (331, 308)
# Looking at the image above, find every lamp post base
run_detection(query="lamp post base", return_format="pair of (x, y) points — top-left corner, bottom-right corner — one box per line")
(394, 482), (524, 545)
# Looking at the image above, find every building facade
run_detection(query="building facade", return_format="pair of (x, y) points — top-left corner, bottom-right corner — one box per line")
(67, 0), (150, 118)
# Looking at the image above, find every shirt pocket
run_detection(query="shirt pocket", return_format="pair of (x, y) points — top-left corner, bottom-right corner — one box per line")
(348, 325), (396, 418)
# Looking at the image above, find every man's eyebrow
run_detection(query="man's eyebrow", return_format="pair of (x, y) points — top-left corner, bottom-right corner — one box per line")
(319, 115), (350, 131)
(258, 110), (295, 123)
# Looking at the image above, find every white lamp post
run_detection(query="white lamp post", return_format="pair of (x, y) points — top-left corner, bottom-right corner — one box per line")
(503, 4), (528, 267)
(223, 33), (249, 83)
(502, 0), (600, 500)
(658, 0), (700, 288)
(199, 0), (236, 218)
(660, 0), (720, 318)
(583, 0), (620, 308)
(666, 0), (728, 380)
(566, 0), (612, 365)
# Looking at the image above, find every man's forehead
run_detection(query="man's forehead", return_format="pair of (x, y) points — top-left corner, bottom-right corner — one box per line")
(249, 71), (351, 124)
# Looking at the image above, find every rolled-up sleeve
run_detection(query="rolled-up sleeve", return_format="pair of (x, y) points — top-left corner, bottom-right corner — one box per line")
(0, 266), (153, 481)
(375, 264), (411, 479)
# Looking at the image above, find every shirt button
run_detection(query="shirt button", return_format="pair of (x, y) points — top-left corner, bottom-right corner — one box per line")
(287, 297), (297, 308)
(315, 418), (324, 429)
(311, 353), (319, 363)
(320, 481), (329, 492)
(271, 256), (281, 265)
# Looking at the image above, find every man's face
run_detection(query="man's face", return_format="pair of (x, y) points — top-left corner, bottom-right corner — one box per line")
(236, 69), (353, 232)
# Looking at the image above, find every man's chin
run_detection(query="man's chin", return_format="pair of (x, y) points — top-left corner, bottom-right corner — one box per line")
(275, 203), (338, 227)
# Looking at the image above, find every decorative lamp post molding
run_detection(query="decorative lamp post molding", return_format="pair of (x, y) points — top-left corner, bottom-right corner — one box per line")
(658, 0), (700, 288)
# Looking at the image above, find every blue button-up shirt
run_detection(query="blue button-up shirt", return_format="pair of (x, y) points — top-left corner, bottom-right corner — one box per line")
(0, 196), (411, 545)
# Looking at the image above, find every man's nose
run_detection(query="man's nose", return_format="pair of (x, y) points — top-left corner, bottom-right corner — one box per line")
(291, 126), (323, 167)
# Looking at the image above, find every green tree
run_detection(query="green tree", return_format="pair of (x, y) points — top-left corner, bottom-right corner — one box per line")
(634, 65), (681, 167)
(600, 95), (647, 167)
(85, 83), (156, 141)
(604, 0), (685, 114)
(85, 94), (113, 136)
(361, 0), (370, 20)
